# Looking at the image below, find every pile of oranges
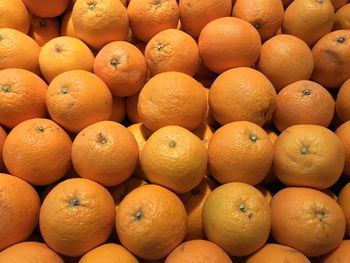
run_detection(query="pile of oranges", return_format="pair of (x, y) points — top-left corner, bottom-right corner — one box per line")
(1, 0), (350, 262)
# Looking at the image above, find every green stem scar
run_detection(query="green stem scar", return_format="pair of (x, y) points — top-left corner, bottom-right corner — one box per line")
(169, 140), (176, 148)
(239, 204), (248, 212)
(300, 146), (309, 155)
(69, 198), (80, 207)
(249, 134), (258, 142)
(61, 87), (69, 94)
(303, 89), (311, 95)
(134, 211), (143, 221)
(2, 85), (11, 93)
(36, 126), (45, 133)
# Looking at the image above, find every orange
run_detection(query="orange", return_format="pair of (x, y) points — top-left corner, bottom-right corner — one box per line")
(282, 0), (335, 46)
(0, 126), (6, 171)
(39, 36), (95, 83)
(201, 87), (218, 127)
(22, 0), (70, 17)
(208, 121), (273, 185)
(198, 17), (261, 73)
(270, 187), (346, 257)
(93, 41), (147, 97)
(61, 10), (77, 37)
(0, 241), (64, 263)
(338, 182), (350, 236)
(29, 16), (60, 47)
(145, 29), (199, 76)
(334, 3), (350, 29)
(141, 125), (207, 193)
(311, 30), (350, 88)
(72, 121), (139, 186)
(273, 124), (345, 189)
(138, 72), (207, 131)
(246, 243), (311, 263)
(0, 0), (30, 33)
(257, 34), (314, 91)
(126, 92), (143, 123)
(3, 118), (72, 185)
(127, 0), (179, 42)
(79, 244), (139, 263)
(116, 184), (187, 260)
(260, 129), (278, 185)
(331, 0), (348, 10)
(232, 0), (284, 41)
(335, 121), (350, 176)
(0, 173), (40, 250)
(336, 79), (350, 121)
(321, 240), (350, 262)
(0, 68), (47, 128)
(192, 122), (214, 148)
(110, 96), (126, 123)
(255, 185), (273, 204)
(72, 0), (129, 50)
(202, 182), (271, 256)
(165, 240), (232, 263)
(179, 0), (232, 39)
(0, 28), (40, 75)
(46, 70), (113, 133)
(40, 178), (116, 257)
(208, 67), (276, 126)
(273, 80), (335, 131)
(179, 176), (217, 240)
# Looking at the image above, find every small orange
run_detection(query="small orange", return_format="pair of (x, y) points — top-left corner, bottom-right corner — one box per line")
(61, 10), (77, 37)
(334, 3), (350, 30)
(126, 92), (143, 124)
(336, 79), (350, 121)
(255, 185), (273, 204)
(110, 96), (126, 123)
(29, 16), (60, 47)
(331, 0), (348, 10)
(22, 0), (70, 17)
(192, 122), (214, 148)
(338, 182), (350, 236)
(335, 121), (350, 176)
(321, 240), (350, 262)
(260, 129), (278, 185)
(0, 0), (30, 33)
(0, 126), (6, 171)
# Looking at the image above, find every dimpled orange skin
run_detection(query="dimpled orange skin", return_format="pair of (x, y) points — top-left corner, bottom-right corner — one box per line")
(0, 174), (41, 251)
(321, 240), (350, 263)
(46, 70), (113, 133)
(3, 118), (72, 186)
(334, 3), (350, 30)
(337, 183), (350, 236)
(116, 184), (187, 260)
(110, 96), (126, 123)
(0, 0), (30, 34)
(21, 0), (70, 17)
(336, 79), (350, 122)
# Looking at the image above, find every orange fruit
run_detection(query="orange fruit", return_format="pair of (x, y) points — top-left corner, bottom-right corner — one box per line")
(336, 79), (350, 121)
(0, 241), (64, 263)
(138, 72), (207, 131)
(255, 185), (273, 204)
(334, 3), (350, 29)
(72, 0), (129, 50)
(46, 70), (113, 133)
(0, 126), (6, 171)
(39, 36), (95, 83)
(338, 182), (350, 236)
(0, 0), (30, 33)
(208, 121), (273, 185)
(198, 17), (261, 73)
(273, 124), (345, 189)
(192, 122), (214, 148)
(208, 67), (276, 126)
(311, 30), (350, 88)
(232, 0), (284, 41)
(93, 41), (147, 97)
(79, 243), (139, 263)
(165, 240), (232, 263)
(246, 243), (311, 263)
(116, 184), (187, 260)
(321, 240), (350, 262)
(0, 173), (40, 250)
(256, 34), (314, 91)
(72, 121), (139, 186)
(179, 0), (232, 39)
(331, 0), (348, 10)
(29, 16), (60, 47)
(0, 28), (40, 74)
(145, 29), (199, 76)
(126, 92), (143, 124)
(22, 0), (70, 17)
(202, 182), (271, 256)
(61, 10), (77, 37)
(335, 121), (350, 176)
(270, 187), (346, 257)
(260, 129), (278, 185)
(273, 80), (335, 131)
(110, 96), (126, 123)
(127, 0), (179, 42)
(40, 178), (116, 257)
(282, 0), (335, 46)
(141, 125), (207, 193)
(3, 118), (72, 185)
(179, 176), (217, 240)
(0, 68), (47, 128)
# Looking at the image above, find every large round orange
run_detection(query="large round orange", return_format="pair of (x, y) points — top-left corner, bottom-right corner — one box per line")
(336, 79), (350, 121)
(202, 182), (271, 257)
(72, 0), (129, 50)
(140, 125), (207, 193)
(0, 173), (40, 250)
(138, 72), (207, 131)
(93, 41), (147, 97)
(273, 124), (345, 189)
(21, 0), (70, 17)
(40, 178), (116, 257)
(165, 240), (232, 263)
(208, 67), (276, 126)
(127, 0), (179, 42)
(72, 121), (139, 186)
(145, 29), (199, 76)
(0, 0), (30, 33)
(115, 184), (187, 260)
(334, 3), (350, 30)
(3, 118), (72, 185)
(0, 68), (47, 128)
(0, 28), (40, 74)
(29, 16), (60, 47)
(46, 70), (113, 133)
(335, 121), (350, 176)
(0, 126), (6, 171)
(198, 17), (261, 73)
(321, 240), (350, 262)
(338, 182), (350, 236)
(270, 187), (346, 257)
